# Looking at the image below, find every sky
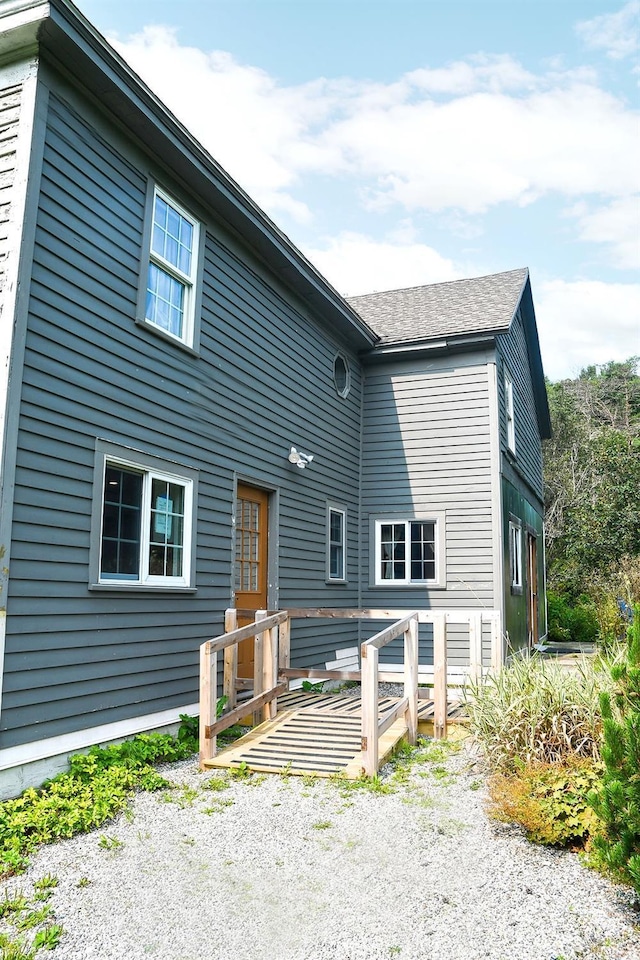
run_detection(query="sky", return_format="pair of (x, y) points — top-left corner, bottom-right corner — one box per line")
(74, 0), (640, 381)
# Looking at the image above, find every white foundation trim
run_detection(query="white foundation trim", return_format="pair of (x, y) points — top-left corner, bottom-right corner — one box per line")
(0, 701), (200, 772)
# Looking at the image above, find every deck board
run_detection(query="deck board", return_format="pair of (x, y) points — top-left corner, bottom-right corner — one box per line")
(203, 691), (466, 779)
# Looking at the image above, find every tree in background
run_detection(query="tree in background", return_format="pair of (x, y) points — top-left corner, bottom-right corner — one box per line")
(544, 358), (640, 609)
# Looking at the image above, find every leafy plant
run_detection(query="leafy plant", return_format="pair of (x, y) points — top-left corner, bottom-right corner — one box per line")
(547, 591), (599, 645)
(588, 610), (640, 892)
(301, 680), (324, 693)
(0, 731), (196, 878)
(488, 759), (602, 848)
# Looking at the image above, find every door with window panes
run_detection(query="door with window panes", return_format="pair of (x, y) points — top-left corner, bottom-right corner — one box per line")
(234, 484), (269, 679)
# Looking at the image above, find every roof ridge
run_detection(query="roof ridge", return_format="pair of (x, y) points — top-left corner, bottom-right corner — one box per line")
(347, 267), (529, 302)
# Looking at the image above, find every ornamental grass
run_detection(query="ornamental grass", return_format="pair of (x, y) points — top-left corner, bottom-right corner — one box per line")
(465, 651), (616, 773)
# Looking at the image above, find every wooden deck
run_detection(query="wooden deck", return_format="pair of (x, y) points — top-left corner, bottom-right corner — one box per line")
(202, 690), (466, 779)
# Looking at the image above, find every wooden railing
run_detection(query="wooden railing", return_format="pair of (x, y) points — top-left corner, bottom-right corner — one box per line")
(199, 609), (288, 767)
(360, 612), (419, 776)
(199, 607), (501, 772)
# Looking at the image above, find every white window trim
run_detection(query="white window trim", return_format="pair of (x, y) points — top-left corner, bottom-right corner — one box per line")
(144, 185), (200, 348)
(333, 353), (351, 399)
(372, 513), (446, 588)
(505, 368), (516, 454)
(509, 517), (523, 594)
(89, 442), (198, 592)
(326, 503), (347, 583)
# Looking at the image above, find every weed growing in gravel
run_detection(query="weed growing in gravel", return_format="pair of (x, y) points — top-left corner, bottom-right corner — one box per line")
(203, 776), (229, 792)
(76, 878), (91, 888)
(98, 835), (123, 851)
(0, 878), (65, 957)
(312, 820), (332, 830)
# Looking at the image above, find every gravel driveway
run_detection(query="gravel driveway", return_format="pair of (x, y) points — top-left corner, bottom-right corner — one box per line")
(11, 740), (640, 960)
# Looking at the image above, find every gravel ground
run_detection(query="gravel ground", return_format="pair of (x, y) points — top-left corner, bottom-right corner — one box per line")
(7, 733), (639, 960)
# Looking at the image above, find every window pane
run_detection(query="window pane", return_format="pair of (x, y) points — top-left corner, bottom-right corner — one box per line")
(101, 467), (142, 579)
(409, 521), (435, 581)
(151, 194), (193, 276)
(148, 477), (187, 579)
(379, 523), (406, 580)
(146, 263), (185, 337)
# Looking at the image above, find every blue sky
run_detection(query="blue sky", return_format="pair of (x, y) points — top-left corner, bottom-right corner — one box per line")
(75, 0), (639, 379)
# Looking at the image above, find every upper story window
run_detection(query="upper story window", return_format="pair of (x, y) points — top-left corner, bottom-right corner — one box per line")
(509, 518), (523, 594)
(373, 515), (445, 587)
(333, 354), (351, 398)
(504, 368), (516, 453)
(327, 504), (346, 582)
(145, 187), (200, 347)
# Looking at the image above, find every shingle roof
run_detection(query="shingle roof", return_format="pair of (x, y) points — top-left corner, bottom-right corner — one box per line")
(347, 268), (529, 345)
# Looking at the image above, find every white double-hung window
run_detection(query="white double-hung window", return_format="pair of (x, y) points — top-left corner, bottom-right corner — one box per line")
(145, 188), (199, 346)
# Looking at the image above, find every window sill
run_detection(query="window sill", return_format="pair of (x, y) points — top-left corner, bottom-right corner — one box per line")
(510, 585), (523, 596)
(89, 583), (197, 594)
(326, 579), (348, 586)
(135, 317), (200, 357)
(371, 582), (446, 590)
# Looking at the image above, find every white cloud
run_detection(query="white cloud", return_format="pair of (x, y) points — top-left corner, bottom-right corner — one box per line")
(301, 232), (459, 297)
(536, 279), (640, 380)
(571, 196), (640, 270)
(576, 1), (640, 60)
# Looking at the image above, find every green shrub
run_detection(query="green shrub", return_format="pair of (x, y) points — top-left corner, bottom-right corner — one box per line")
(0, 731), (196, 879)
(466, 653), (610, 772)
(547, 590), (599, 645)
(489, 759), (602, 848)
(588, 610), (640, 892)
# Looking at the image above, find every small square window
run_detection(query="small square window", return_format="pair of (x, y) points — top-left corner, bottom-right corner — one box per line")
(374, 517), (443, 586)
(143, 187), (200, 347)
(327, 505), (346, 581)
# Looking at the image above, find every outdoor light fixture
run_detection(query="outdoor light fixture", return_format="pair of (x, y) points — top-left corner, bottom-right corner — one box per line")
(288, 446), (314, 469)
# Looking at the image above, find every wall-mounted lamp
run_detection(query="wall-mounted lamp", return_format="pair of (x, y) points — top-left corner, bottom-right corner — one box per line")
(288, 446), (314, 469)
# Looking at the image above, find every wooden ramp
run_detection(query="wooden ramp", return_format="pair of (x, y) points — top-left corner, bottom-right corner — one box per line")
(202, 691), (465, 779)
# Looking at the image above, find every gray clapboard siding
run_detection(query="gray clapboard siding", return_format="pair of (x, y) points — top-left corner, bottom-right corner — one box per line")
(1, 82), (364, 747)
(360, 355), (495, 667)
(497, 308), (544, 501)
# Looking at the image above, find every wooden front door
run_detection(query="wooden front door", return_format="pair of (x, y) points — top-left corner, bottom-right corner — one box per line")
(234, 483), (269, 679)
(526, 533), (539, 648)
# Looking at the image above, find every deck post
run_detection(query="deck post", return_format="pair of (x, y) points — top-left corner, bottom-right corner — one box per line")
(404, 616), (418, 745)
(278, 613), (291, 679)
(199, 642), (217, 769)
(223, 608), (238, 711)
(490, 613), (503, 670)
(254, 610), (267, 725)
(361, 642), (379, 777)
(469, 613), (482, 682)
(433, 614), (447, 740)
(263, 617), (279, 722)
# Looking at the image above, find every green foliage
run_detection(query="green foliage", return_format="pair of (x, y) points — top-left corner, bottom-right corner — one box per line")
(466, 652), (611, 772)
(489, 759), (602, 848)
(0, 731), (195, 878)
(588, 611), (640, 892)
(547, 591), (599, 644)
(301, 680), (325, 693)
(544, 357), (640, 600)
(0, 878), (65, 958)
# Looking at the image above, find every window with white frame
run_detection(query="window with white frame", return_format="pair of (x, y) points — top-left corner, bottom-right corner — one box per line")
(374, 517), (443, 586)
(144, 187), (199, 346)
(505, 368), (516, 453)
(98, 456), (194, 588)
(327, 505), (346, 581)
(509, 518), (522, 593)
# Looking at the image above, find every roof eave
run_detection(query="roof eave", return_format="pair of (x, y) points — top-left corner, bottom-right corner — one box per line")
(19, 0), (377, 349)
(363, 331), (499, 362)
